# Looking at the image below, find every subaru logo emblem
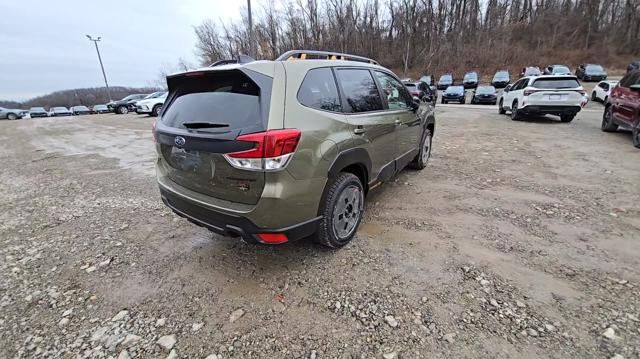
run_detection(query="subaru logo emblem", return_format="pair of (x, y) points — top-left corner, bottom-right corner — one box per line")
(174, 136), (186, 147)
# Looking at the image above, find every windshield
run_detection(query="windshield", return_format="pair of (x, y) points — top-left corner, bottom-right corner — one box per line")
(121, 95), (137, 101)
(525, 68), (541, 76)
(144, 92), (164, 99)
(419, 76), (431, 85)
(532, 77), (580, 89)
(552, 66), (571, 74)
(445, 86), (464, 94)
(74, 106), (89, 110)
(476, 86), (496, 94)
(30, 107), (45, 111)
(53, 107), (68, 111)
(439, 74), (452, 82)
(94, 105), (107, 109)
(464, 72), (477, 81)
(494, 71), (509, 80)
(586, 65), (604, 72)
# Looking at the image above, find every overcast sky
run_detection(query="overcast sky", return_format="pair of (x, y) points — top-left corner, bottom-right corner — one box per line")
(0, 0), (256, 101)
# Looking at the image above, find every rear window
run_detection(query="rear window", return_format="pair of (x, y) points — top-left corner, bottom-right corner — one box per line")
(162, 70), (271, 133)
(297, 68), (341, 112)
(445, 86), (464, 93)
(464, 73), (477, 81)
(336, 69), (383, 113)
(476, 86), (496, 94)
(532, 78), (580, 89)
(494, 71), (509, 80)
(586, 65), (603, 72)
(440, 75), (452, 82)
(552, 66), (570, 74)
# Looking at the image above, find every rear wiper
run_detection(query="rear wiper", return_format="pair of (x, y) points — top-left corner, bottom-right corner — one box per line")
(182, 122), (230, 129)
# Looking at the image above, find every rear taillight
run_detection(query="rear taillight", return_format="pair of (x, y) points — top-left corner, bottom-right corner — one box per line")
(523, 89), (541, 96)
(224, 129), (301, 171)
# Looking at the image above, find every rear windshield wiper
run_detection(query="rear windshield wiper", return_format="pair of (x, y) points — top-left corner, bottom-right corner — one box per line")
(182, 122), (230, 129)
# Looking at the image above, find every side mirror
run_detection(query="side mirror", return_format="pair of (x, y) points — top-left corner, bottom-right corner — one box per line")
(630, 84), (640, 92)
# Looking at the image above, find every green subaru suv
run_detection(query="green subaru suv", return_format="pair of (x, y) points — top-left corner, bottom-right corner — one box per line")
(154, 50), (435, 248)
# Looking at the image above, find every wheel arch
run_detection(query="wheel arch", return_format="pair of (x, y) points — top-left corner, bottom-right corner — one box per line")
(327, 148), (371, 194)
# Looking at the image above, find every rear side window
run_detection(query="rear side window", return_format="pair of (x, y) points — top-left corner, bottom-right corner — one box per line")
(162, 70), (270, 133)
(336, 69), (383, 113)
(620, 72), (640, 87)
(532, 78), (580, 89)
(297, 68), (341, 112)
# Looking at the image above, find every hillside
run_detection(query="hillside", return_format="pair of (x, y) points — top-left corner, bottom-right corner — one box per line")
(1, 86), (161, 109)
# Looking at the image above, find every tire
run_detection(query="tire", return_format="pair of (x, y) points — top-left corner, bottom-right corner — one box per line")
(591, 92), (597, 101)
(492, 101), (497, 105)
(460, 99), (465, 104)
(7, 113), (18, 120)
(441, 99), (446, 104)
(409, 128), (433, 170)
(604, 96), (608, 104)
(151, 104), (162, 117)
(315, 173), (364, 248)
(117, 106), (128, 115)
(601, 106), (618, 132)
(633, 126), (640, 148)
(498, 99), (506, 114)
(560, 114), (575, 123)
(511, 100), (522, 121)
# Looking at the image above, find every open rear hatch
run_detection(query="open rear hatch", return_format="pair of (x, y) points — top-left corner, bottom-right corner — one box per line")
(156, 68), (273, 205)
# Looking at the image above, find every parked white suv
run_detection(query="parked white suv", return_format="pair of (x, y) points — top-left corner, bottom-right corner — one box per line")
(498, 75), (584, 122)
(591, 80), (618, 103)
(135, 92), (167, 117)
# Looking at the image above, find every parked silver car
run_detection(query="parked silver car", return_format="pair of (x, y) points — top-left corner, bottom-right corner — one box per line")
(0, 107), (23, 120)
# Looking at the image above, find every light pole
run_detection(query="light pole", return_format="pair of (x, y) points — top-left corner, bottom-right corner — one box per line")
(247, 0), (253, 58)
(86, 35), (112, 102)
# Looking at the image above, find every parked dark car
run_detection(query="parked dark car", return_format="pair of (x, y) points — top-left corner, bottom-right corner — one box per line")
(71, 105), (92, 115)
(29, 107), (48, 118)
(462, 71), (479, 89)
(470, 86), (498, 105)
(520, 67), (542, 77)
(441, 85), (465, 104)
(437, 73), (454, 90)
(108, 94), (149, 114)
(92, 104), (110, 114)
(491, 70), (510, 88)
(403, 81), (436, 104)
(49, 107), (72, 117)
(575, 64), (607, 81)
(544, 64), (572, 75)
(602, 70), (640, 148)
(626, 61), (639, 73)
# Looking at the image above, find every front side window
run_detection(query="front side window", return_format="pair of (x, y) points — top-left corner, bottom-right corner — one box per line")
(297, 68), (341, 112)
(336, 69), (383, 113)
(374, 71), (411, 110)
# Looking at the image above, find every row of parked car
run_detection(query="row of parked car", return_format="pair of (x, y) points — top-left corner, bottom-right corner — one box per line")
(0, 91), (168, 120)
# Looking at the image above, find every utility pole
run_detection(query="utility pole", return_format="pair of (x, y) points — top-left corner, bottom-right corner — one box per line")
(247, 0), (254, 58)
(86, 35), (112, 102)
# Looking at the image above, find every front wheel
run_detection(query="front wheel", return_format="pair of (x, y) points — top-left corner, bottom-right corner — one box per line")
(591, 92), (597, 101)
(7, 113), (17, 120)
(601, 106), (618, 132)
(560, 114), (575, 123)
(315, 173), (364, 248)
(117, 106), (128, 114)
(498, 99), (505, 114)
(410, 128), (432, 170)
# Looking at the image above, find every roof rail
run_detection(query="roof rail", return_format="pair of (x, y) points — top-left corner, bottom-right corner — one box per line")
(276, 50), (378, 65)
(210, 54), (255, 67)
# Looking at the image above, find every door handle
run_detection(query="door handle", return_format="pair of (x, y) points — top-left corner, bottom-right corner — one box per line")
(395, 119), (402, 126)
(353, 127), (366, 135)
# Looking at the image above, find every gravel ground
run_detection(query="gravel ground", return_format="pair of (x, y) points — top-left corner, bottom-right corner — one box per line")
(1, 102), (639, 359)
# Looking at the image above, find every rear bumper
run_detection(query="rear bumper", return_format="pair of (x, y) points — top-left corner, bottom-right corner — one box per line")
(520, 105), (581, 115)
(160, 188), (321, 243)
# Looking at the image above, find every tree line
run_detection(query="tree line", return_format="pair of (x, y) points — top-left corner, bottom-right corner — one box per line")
(1, 87), (161, 110)
(194, 0), (640, 78)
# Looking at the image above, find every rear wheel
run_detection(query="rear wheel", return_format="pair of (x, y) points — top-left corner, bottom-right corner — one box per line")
(591, 92), (597, 101)
(7, 113), (17, 120)
(633, 127), (640, 148)
(601, 106), (618, 132)
(316, 173), (364, 248)
(511, 100), (522, 121)
(410, 128), (432, 170)
(560, 114), (575, 123)
(117, 106), (128, 114)
(151, 104), (162, 117)
(498, 99), (505, 114)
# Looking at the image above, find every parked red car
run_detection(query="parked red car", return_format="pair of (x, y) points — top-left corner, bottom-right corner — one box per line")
(602, 70), (640, 148)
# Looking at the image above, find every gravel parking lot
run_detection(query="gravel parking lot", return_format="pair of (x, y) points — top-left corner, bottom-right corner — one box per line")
(1, 102), (639, 358)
